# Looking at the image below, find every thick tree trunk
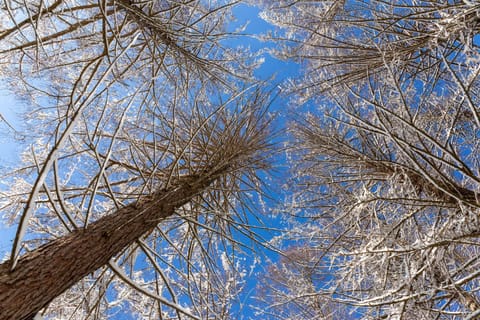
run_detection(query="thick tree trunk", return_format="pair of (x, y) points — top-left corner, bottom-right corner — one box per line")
(0, 173), (215, 320)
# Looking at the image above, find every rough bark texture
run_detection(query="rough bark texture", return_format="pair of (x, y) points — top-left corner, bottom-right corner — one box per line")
(0, 173), (217, 320)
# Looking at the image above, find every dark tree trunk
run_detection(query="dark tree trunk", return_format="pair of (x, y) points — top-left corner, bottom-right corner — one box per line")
(0, 174), (214, 320)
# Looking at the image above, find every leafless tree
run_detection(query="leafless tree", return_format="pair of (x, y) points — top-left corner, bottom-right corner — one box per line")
(256, 0), (480, 319)
(0, 1), (272, 319)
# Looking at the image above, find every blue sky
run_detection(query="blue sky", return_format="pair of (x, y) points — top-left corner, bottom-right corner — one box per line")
(0, 87), (25, 260)
(231, 4), (300, 81)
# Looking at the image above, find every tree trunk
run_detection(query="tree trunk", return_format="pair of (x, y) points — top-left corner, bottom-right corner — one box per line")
(0, 173), (216, 320)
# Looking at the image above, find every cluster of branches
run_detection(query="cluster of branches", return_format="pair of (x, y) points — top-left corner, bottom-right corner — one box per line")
(2, 0), (480, 319)
(0, 1), (272, 319)
(256, 0), (480, 319)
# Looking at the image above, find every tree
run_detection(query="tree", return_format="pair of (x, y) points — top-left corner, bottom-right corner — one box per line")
(0, 1), (271, 319)
(257, 0), (480, 318)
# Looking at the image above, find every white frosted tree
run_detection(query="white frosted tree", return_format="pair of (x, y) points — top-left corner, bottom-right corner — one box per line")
(256, 0), (480, 319)
(0, 1), (271, 319)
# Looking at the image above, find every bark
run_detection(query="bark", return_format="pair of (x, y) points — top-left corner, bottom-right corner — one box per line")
(0, 171), (220, 320)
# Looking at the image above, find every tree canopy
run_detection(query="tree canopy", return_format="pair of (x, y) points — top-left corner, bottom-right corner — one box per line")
(1, 0), (480, 319)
